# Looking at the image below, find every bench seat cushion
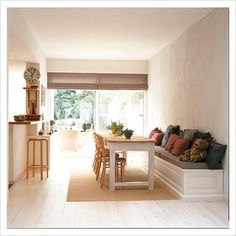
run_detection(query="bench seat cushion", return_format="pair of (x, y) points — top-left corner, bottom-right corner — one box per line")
(154, 146), (208, 169)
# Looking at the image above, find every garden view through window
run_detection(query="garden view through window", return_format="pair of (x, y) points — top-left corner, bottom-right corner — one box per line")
(53, 90), (144, 135)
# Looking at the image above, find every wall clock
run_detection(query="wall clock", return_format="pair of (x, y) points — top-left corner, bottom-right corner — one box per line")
(23, 67), (41, 86)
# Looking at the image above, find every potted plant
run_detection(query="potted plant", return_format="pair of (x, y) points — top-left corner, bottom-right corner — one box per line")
(82, 123), (87, 132)
(106, 121), (124, 136)
(123, 128), (134, 139)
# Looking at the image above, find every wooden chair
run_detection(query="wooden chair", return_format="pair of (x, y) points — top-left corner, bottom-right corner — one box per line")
(93, 133), (108, 179)
(94, 133), (126, 188)
(92, 132), (100, 172)
(92, 132), (121, 177)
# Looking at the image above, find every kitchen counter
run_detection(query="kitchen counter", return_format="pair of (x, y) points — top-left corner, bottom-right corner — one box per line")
(9, 120), (48, 125)
(8, 120), (52, 185)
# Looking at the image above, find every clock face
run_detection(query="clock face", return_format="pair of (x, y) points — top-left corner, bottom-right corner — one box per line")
(24, 67), (41, 85)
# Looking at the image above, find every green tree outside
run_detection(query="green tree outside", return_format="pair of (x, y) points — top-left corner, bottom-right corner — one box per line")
(54, 90), (95, 120)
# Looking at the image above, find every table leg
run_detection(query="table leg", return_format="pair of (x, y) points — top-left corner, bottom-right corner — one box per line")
(109, 148), (116, 191)
(148, 148), (154, 190)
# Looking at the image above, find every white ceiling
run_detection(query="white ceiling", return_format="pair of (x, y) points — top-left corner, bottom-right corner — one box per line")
(17, 8), (213, 60)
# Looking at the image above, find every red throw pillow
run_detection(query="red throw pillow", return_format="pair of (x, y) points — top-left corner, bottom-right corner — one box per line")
(148, 127), (162, 138)
(165, 134), (179, 152)
(151, 132), (164, 146)
(171, 137), (190, 156)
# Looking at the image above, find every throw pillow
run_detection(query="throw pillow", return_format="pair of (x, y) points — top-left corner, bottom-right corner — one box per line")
(179, 130), (184, 137)
(165, 134), (179, 152)
(148, 127), (162, 138)
(161, 125), (180, 147)
(183, 129), (199, 140)
(151, 132), (164, 146)
(205, 142), (227, 169)
(191, 132), (213, 147)
(171, 137), (190, 156)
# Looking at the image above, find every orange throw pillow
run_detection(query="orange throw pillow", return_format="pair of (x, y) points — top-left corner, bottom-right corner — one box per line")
(165, 134), (179, 152)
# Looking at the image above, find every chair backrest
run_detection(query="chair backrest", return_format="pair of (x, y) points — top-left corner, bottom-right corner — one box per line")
(93, 132), (98, 147)
(94, 133), (102, 155)
(96, 134), (108, 161)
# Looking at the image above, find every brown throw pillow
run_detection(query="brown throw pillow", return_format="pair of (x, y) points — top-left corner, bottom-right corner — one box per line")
(165, 134), (179, 152)
(148, 127), (162, 138)
(191, 132), (213, 148)
(151, 132), (164, 146)
(171, 137), (190, 156)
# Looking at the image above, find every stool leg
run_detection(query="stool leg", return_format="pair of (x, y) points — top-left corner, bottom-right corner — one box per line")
(26, 140), (29, 179)
(120, 163), (122, 181)
(40, 140), (43, 180)
(100, 162), (106, 188)
(121, 163), (125, 181)
(33, 140), (35, 177)
(46, 140), (49, 178)
(115, 162), (118, 181)
(124, 150), (127, 166)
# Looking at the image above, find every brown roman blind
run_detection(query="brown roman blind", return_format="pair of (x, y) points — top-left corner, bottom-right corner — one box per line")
(47, 72), (148, 90)
(47, 73), (98, 89)
(98, 73), (148, 90)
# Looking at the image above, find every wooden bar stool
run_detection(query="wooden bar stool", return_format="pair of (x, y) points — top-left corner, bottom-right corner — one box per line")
(26, 137), (49, 180)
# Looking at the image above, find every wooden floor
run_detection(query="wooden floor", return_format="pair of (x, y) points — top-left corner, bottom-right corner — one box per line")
(7, 150), (229, 229)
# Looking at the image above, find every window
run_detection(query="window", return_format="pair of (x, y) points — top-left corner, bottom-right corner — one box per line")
(52, 90), (144, 134)
(53, 90), (95, 131)
(97, 90), (144, 134)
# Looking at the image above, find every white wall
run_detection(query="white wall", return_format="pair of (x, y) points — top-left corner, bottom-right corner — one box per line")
(47, 59), (148, 74)
(8, 9), (48, 183)
(8, 61), (26, 121)
(8, 61), (28, 183)
(147, 9), (229, 199)
(8, 9), (48, 118)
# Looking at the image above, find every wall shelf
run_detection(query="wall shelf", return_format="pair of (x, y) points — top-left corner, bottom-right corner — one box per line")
(23, 87), (40, 91)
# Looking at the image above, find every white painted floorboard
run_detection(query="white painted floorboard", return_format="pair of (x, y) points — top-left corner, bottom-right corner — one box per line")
(7, 151), (229, 229)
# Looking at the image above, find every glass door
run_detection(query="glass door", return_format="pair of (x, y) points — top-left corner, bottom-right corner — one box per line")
(96, 90), (144, 135)
(52, 90), (95, 153)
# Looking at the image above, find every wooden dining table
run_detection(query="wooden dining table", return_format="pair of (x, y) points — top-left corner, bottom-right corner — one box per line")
(100, 133), (155, 191)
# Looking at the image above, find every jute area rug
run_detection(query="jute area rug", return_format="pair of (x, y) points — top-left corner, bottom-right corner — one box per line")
(67, 163), (177, 201)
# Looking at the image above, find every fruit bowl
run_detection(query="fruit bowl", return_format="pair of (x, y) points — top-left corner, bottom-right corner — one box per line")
(26, 114), (41, 121)
(14, 115), (27, 122)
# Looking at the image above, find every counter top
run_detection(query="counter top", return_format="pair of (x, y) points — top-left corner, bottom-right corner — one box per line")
(9, 120), (48, 125)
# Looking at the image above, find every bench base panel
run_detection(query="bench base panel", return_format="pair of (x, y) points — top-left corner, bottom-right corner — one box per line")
(141, 155), (224, 201)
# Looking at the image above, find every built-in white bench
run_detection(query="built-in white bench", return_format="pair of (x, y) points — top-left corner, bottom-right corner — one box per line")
(141, 146), (224, 201)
